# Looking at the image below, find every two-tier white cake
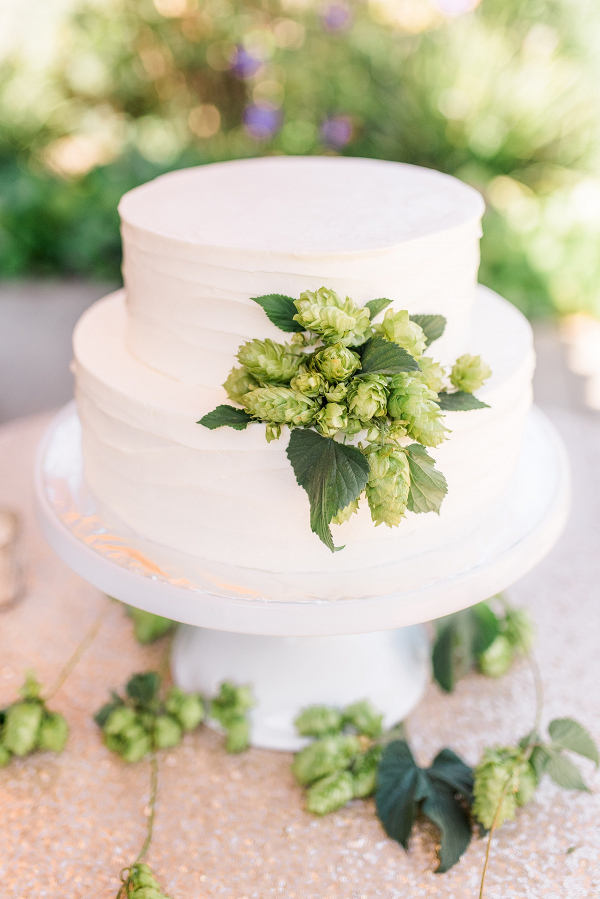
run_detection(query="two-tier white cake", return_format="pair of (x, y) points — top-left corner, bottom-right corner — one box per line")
(72, 156), (535, 600)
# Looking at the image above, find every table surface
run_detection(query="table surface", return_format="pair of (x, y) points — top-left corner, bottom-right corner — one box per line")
(1, 409), (599, 899)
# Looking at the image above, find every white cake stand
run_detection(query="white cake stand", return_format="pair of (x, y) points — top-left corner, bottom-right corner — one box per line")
(35, 402), (569, 749)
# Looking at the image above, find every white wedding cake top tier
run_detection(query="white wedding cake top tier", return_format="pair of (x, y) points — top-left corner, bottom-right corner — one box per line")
(119, 157), (484, 387)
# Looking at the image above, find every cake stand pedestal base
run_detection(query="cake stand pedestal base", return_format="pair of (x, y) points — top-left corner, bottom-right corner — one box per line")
(172, 625), (430, 750)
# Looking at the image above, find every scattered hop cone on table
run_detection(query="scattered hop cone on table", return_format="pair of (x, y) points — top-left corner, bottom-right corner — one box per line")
(242, 386), (317, 426)
(306, 770), (355, 815)
(210, 682), (253, 753)
(343, 700), (384, 738)
(378, 309), (427, 358)
(237, 338), (303, 384)
(346, 375), (388, 422)
(473, 746), (528, 829)
(37, 711), (69, 753)
(504, 607), (535, 654)
(293, 288), (372, 347)
(126, 607), (175, 645)
(165, 687), (204, 732)
(313, 343), (361, 382)
(478, 634), (514, 678)
(295, 705), (344, 738)
(3, 701), (43, 756)
(450, 354), (492, 393)
(153, 714), (183, 750)
(315, 402), (349, 437)
(388, 373), (448, 447)
(223, 366), (259, 403)
(351, 746), (383, 798)
(292, 734), (362, 785)
(365, 445), (410, 528)
(122, 863), (173, 899)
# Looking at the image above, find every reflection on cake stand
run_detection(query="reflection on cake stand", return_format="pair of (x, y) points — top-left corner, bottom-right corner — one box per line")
(35, 402), (570, 750)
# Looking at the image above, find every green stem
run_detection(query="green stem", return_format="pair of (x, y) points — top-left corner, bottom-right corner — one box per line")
(136, 752), (159, 864)
(44, 603), (110, 700)
(478, 775), (512, 899)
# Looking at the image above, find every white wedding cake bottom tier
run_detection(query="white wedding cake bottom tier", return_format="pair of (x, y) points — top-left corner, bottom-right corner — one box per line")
(73, 286), (534, 583)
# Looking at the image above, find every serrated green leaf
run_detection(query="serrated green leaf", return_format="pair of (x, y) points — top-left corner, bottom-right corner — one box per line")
(544, 748), (590, 791)
(376, 740), (425, 848)
(365, 298), (392, 320)
(359, 336), (420, 376)
(406, 443), (448, 514)
(126, 672), (161, 706)
(471, 602), (501, 655)
(286, 429), (369, 552)
(437, 391), (489, 411)
(409, 314), (446, 346)
(251, 294), (304, 332)
(428, 748), (474, 804)
(198, 404), (253, 430)
(530, 745), (550, 778)
(94, 699), (123, 728)
(421, 781), (473, 873)
(548, 719), (599, 766)
(432, 603), (500, 692)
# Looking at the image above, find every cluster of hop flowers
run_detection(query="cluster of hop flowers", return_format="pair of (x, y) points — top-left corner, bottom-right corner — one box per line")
(220, 287), (491, 529)
(292, 700), (384, 815)
(0, 672), (68, 766)
(209, 682), (254, 754)
(473, 746), (538, 829)
(478, 606), (535, 678)
(118, 863), (173, 899)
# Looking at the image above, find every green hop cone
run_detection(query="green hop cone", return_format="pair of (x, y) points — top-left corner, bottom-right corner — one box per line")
(0, 744), (12, 767)
(365, 445), (410, 528)
(331, 498), (360, 525)
(237, 339), (303, 384)
(242, 386), (317, 426)
(294, 288), (372, 347)
(290, 370), (326, 397)
(224, 714), (250, 754)
(346, 375), (388, 422)
(388, 373), (448, 447)
(211, 682), (254, 722)
(450, 354), (492, 393)
(343, 700), (383, 738)
(165, 687), (204, 732)
(418, 357), (446, 394)
(129, 889), (167, 899)
(292, 734), (362, 786)
(37, 712), (69, 753)
(473, 746), (527, 829)
(119, 722), (152, 763)
(315, 402), (348, 437)
(104, 705), (138, 736)
(223, 366), (259, 403)
(265, 422), (282, 443)
(478, 635), (514, 678)
(313, 343), (361, 382)
(504, 607), (535, 654)
(352, 746), (383, 798)
(324, 382), (348, 403)
(126, 607), (175, 645)
(306, 770), (355, 815)
(154, 714), (183, 750)
(378, 309), (427, 358)
(295, 705), (344, 738)
(3, 701), (43, 756)
(20, 670), (43, 700)
(129, 864), (162, 889)
(516, 760), (538, 807)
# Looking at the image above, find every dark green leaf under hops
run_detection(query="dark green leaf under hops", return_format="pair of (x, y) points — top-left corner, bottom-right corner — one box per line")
(406, 444), (448, 515)
(252, 294), (304, 332)
(409, 314), (446, 347)
(365, 297), (392, 320)
(436, 390), (489, 411)
(198, 405), (253, 431)
(359, 336), (420, 376)
(432, 601), (501, 693)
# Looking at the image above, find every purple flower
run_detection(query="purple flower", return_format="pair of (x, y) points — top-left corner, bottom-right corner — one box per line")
(231, 46), (262, 79)
(321, 2), (352, 32)
(244, 104), (282, 140)
(320, 116), (353, 149)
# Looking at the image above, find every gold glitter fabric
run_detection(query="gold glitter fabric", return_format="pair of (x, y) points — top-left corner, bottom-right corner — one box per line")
(0, 410), (599, 898)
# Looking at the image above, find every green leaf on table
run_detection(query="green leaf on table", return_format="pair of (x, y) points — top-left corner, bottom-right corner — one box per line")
(543, 748), (590, 792)
(376, 740), (474, 873)
(437, 390), (489, 411)
(126, 672), (161, 706)
(365, 298), (392, 320)
(94, 691), (124, 727)
(286, 429), (369, 552)
(432, 602), (501, 693)
(409, 314), (446, 346)
(252, 294), (304, 332)
(198, 405), (253, 430)
(548, 718), (599, 765)
(406, 444), (448, 515)
(358, 336), (420, 376)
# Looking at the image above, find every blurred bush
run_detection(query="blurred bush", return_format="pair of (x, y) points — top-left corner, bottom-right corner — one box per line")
(1, 0), (600, 317)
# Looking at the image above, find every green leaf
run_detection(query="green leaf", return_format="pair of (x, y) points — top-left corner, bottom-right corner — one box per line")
(359, 336), (420, 376)
(126, 606), (175, 645)
(530, 745), (550, 778)
(543, 748), (590, 792)
(376, 740), (474, 873)
(286, 429), (369, 552)
(126, 672), (161, 706)
(471, 602), (501, 655)
(431, 625), (457, 693)
(198, 404), (253, 430)
(251, 294), (304, 332)
(365, 298), (392, 320)
(94, 695), (124, 728)
(409, 314), (446, 346)
(432, 603), (501, 693)
(548, 719), (599, 766)
(406, 444), (448, 514)
(437, 391), (489, 411)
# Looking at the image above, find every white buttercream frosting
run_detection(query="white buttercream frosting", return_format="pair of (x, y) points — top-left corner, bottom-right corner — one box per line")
(119, 157), (484, 386)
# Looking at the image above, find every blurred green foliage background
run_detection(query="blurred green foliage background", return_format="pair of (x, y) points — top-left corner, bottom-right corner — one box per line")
(1, 0), (600, 318)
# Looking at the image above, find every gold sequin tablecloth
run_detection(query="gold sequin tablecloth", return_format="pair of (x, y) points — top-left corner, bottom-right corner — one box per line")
(1, 410), (599, 899)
